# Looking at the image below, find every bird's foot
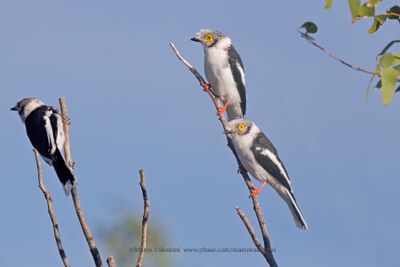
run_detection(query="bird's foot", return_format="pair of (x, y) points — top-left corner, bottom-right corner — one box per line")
(217, 103), (228, 116)
(201, 82), (211, 91)
(237, 165), (247, 174)
(64, 115), (71, 126)
(67, 161), (76, 170)
(250, 180), (267, 197)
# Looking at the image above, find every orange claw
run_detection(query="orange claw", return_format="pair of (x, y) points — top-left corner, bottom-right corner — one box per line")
(217, 103), (228, 116)
(202, 83), (211, 91)
(250, 180), (267, 197)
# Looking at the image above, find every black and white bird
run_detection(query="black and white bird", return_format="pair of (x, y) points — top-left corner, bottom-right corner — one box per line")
(11, 98), (75, 195)
(228, 118), (308, 230)
(191, 29), (246, 121)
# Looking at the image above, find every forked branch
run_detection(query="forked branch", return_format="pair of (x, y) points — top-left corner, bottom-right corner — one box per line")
(170, 43), (277, 266)
(59, 97), (104, 267)
(33, 149), (71, 267)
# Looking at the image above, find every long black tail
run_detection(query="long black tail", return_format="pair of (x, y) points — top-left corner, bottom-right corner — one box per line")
(52, 148), (75, 196)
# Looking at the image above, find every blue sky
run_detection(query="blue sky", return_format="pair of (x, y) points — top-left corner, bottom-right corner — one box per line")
(1, 1), (399, 266)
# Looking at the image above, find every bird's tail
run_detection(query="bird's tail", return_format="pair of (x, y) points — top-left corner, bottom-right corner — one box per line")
(52, 148), (75, 196)
(282, 188), (308, 230)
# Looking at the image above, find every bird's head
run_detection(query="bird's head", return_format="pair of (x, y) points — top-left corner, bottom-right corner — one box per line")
(11, 98), (45, 122)
(227, 118), (259, 136)
(191, 29), (231, 49)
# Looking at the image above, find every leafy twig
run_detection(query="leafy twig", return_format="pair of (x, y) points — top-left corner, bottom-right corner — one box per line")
(300, 32), (400, 83)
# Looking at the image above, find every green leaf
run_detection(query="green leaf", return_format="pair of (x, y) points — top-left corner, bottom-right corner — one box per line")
(300, 21), (318, 34)
(325, 0), (333, 9)
(358, 3), (375, 18)
(392, 52), (400, 59)
(393, 64), (400, 71)
(348, 0), (361, 22)
(379, 53), (395, 68)
(367, 0), (381, 7)
(381, 67), (398, 105)
(387, 5), (400, 20)
(368, 14), (387, 33)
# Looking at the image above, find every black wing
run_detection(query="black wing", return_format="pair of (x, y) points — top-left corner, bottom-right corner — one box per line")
(25, 106), (53, 158)
(228, 45), (246, 115)
(251, 132), (293, 192)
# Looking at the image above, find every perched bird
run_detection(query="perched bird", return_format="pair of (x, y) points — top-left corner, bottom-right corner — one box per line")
(228, 118), (308, 229)
(11, 98), (75, 195)
(191, 29), (246, 121)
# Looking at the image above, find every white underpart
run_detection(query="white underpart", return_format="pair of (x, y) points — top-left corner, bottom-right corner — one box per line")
(19, 99), (45, 122)
(230, 119), (307, 229)
(231, 124), (268, 183)
(204, 37), (241, 107)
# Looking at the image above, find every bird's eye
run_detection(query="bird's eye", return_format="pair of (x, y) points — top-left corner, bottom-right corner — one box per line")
(204, 34), (214, 43)
(238, 123), (246, 132)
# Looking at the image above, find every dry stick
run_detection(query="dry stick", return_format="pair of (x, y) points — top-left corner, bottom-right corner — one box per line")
(235, 207), (264, 253)
(300, 32), (400, 83)
(106, 256), (117, 267)
(170, 43), (277, 267)
(33, 149), (71, 267)
(136, 169), (150, 267)
(59, 97), (104, 267)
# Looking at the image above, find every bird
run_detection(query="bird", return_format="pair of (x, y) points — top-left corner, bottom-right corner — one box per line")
(228, 118), (308, 230)
(191, 29), (246, 121)
(11, 98), (75, 195)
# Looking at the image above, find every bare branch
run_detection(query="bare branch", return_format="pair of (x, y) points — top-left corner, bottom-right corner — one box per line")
(106, 256), (117, 267)
(235, 207), (264, 253)
(58, 97), (74, 168)
(33, 149), (71, 267)
(170, 43), (277, 266)
(59, 97), (104, 267)
(136, 169), (150, 267)
(300, 32), (400, 82)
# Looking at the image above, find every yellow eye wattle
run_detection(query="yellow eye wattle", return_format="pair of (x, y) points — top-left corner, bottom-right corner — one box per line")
(204, 34), (214, 43)
(238, 123), (246, 132)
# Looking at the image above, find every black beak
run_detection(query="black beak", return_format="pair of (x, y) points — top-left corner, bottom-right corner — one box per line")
(224, 129), (236, 134)
(190, 37), (200, 42)
(10, 106), (18, 111)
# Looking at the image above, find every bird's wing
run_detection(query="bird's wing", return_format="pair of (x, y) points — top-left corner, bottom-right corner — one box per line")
(49, 109), (59, 143)
(228, 45), (246, 115)
(25, 106), (54, 159)
(251, 132), (293, 192)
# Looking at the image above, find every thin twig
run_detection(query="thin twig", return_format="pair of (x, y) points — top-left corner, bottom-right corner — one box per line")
(59, 97), (104, 267)
(235, 207), (264, 253)
(106, 255), (117, 267)
(170, 43), (277, 266)
(33, 149), (71, 267)
(300, 32), (400, 82)
(136, 169), (150, 267)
